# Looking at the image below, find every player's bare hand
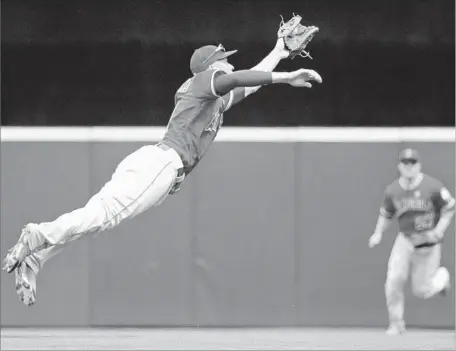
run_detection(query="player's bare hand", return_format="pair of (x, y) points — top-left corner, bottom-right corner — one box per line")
(287, 69), (322, 88)
(274, 38), (290, 59)
(368, 232), (382, 248)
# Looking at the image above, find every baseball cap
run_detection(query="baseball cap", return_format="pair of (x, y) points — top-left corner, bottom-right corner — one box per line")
(399, 148), (420, 162)
(190, 44), (237, 74)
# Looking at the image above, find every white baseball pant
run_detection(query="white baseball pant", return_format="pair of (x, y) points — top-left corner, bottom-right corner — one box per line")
(25, 144), (184, 272)
(385, 232), (449, 324)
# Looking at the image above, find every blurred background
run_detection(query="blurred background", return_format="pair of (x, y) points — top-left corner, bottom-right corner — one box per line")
(1, 0), (455, 332)
(1, 0), (454, 127)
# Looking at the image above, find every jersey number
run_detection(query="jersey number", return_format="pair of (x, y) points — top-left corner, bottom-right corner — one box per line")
(165, 78), (193, 133)
(414, 213), (435, 231)
(165, 100), (184, 134)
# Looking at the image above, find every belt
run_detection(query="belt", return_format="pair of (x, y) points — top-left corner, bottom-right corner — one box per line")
(414, 242), (438, 249)
(156, 142), (171, 151)
(156, 143), (185, 177)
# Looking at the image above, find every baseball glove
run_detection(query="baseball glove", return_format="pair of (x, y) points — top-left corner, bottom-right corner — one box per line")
(277, 14), (319, 59)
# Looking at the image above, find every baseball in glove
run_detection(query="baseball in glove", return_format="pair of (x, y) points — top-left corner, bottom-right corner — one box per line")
(277, 14), (319, 59)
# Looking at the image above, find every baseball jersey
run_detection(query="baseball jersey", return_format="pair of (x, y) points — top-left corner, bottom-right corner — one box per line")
(380, 174), (455, 236)
(160, 69), (234, 174)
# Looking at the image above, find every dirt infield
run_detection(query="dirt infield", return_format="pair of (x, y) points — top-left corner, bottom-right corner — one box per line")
(1, 327), (455, 350)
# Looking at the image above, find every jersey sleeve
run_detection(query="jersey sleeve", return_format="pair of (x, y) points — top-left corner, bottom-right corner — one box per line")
(191, 69), (225, 100)
(433, 183), (455, 212)
(221, 88), (246, 112)
(380, 189), (396, 218)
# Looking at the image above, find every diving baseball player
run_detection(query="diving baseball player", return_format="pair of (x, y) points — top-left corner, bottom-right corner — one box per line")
(369, 148), (455, 335)
(3, 29), (322, 305)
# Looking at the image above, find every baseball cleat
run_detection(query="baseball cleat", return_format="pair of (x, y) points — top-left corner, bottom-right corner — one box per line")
(15, 261), (37, 306)
(3, 224), (42, 273)
(386, 321), (406, 335)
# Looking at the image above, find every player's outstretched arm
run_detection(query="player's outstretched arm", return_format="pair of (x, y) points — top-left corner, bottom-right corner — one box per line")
(214, 69), (322, 96)
(223, 38), (290, 110)
(250, 38), (290, 72)
(245, 38), (289, 93)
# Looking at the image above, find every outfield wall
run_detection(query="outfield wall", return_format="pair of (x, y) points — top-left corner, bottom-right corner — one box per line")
(1, 127), (454, 328)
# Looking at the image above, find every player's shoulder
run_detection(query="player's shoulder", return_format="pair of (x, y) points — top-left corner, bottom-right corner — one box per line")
(385, 179), (401, 195)
(194, 69), (224, 79)
(192, 69), (225, 87)
(179, 69), (226, 99)
(421, 173), (444, 189)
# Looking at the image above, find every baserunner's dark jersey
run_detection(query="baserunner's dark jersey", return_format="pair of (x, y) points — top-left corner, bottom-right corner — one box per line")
(160, 69), (233, 174)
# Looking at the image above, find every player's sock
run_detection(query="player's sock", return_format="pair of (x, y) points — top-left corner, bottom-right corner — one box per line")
(32, 244), (65, 269)
(385, 283), (406, 328)
(24, 254), (40, 275)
